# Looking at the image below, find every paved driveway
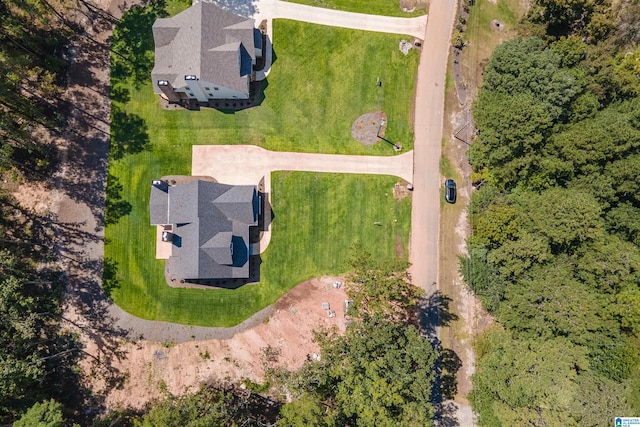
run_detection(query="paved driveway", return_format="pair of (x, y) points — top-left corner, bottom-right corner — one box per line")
(192, 145), (413, 184)
(253, 0), (427, 39)
(192, 145), (413, 253)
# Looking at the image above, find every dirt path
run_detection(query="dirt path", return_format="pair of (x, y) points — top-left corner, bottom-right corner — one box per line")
(88, 276), (349, 410)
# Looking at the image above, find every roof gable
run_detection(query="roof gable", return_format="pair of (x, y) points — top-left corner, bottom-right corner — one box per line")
(213, 186), (257, 224)
(201, 231), (233, 265)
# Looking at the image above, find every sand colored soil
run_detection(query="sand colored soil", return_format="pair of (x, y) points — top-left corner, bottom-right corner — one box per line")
(85, 276), (349, 410)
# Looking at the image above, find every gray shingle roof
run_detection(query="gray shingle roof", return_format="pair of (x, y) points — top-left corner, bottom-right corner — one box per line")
(151, 2), (255, 94)
(150, 179), (257, 280)
(150, 184), (169, 225)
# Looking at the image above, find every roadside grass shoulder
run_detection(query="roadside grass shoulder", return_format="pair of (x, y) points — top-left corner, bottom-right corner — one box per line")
(282, 0), (427, 17)
(105, 1), (416, 326)
(461, 0), (525, 87)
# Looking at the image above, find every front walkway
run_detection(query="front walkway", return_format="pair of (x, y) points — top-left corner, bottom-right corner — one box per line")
(192, 145), (413, 254)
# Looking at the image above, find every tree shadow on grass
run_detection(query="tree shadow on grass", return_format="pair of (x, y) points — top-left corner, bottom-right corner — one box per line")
(110, 84), (130, 104)
(102, 257), (121, 298)
(105, 173), (132, 225)
(109, 106), (152, 160)
(110, 1), (169, 88)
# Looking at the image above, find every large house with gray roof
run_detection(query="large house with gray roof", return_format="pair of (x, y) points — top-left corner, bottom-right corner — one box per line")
(150, 179), (259, 280)
(151, 1), (263, 104)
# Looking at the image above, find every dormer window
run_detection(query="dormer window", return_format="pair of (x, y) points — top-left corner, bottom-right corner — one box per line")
(185, 75), (197, 80)
(157, 80), (169, 86)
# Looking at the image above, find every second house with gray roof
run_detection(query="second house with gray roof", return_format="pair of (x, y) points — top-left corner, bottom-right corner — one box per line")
(151, 1), (263, 104)
(150, 179), (259, 281)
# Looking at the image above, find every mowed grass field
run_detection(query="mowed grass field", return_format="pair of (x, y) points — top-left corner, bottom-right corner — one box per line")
(105, 4), (418, 326)
(283, 0), (427, 16)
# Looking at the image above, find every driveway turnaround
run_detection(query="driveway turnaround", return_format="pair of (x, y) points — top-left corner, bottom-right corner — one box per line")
(254, 0), (427, 39)
(192, 145), (413, 253)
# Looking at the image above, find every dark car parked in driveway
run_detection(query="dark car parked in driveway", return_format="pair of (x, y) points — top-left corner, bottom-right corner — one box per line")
(445, 179), (456, 203)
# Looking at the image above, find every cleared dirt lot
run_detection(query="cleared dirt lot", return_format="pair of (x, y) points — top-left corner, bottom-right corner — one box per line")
(85, 276), (348, 410)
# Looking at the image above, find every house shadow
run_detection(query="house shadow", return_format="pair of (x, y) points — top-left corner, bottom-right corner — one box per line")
(183, 255), (262, 289)
(193, 35), (276, 113)
(211, 79), (269, 113)
(160, 35), (276, 113)
(258, 190), (274, 233)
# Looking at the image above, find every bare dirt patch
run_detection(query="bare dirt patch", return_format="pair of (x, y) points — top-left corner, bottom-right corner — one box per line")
(392, 179), (413, 201)
(11, 183), (61, 216)
(399, 0), (429, 12)
(351, 111), (386, 146)
(86, 276), (349, 411)
(491, 19), (505, 31)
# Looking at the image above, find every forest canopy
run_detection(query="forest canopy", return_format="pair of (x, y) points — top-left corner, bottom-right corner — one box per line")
(465, 0), (640, 424)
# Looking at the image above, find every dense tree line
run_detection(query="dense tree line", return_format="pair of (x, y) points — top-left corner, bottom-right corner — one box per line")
(0, 0), (75, 177)
(0, 197), (83, 425)
(464, 0), (640, 423)
(0, 1), (103, 425)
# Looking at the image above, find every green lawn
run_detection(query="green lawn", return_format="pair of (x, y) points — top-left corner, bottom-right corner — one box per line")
(105, 3), (417, 326)
(283, 0), (427, 17)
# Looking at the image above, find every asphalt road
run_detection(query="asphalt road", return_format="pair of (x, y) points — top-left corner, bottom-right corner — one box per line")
(409, 0), (457, 294)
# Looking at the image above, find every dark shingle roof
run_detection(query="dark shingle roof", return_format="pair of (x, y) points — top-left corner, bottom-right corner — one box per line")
(150, 185), (169, 225)
(150, 179), (257, 280)
(151, 2), (255, 94)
